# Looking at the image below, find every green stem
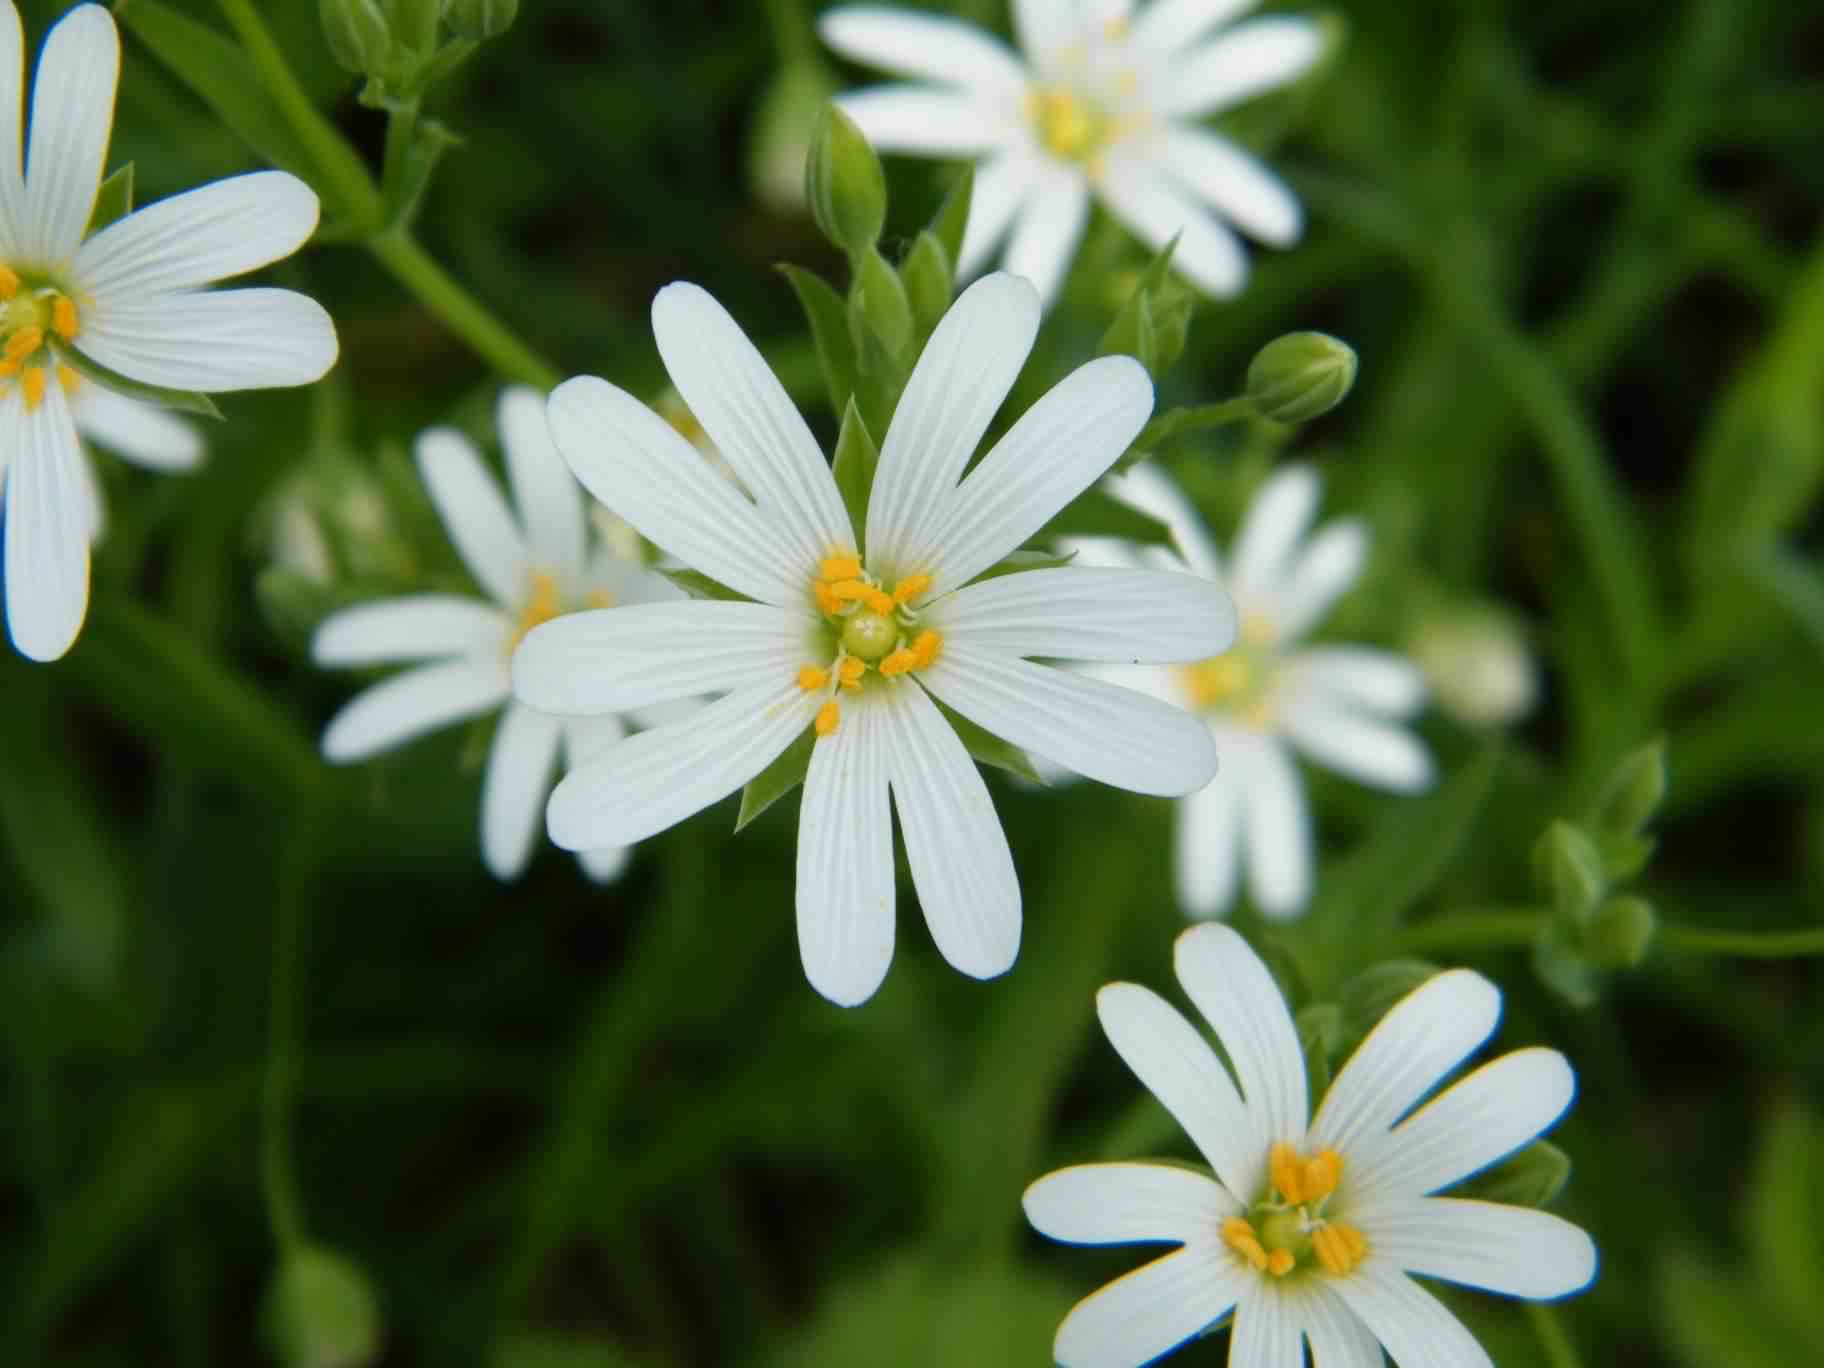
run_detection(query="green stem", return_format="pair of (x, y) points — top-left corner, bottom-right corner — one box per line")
(260, 811), (320, 1251)
(1659, 924), (1824, 957)
(1526, 1302), (1585, 1368)
(1133, 397), (1257, 454)
(1395, 909), (1824, 959)
(380, 99), (421, 229)
(367, 231), (561, 389)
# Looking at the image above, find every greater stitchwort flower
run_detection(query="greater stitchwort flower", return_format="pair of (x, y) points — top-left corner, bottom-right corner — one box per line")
(820, 0), (1323, 303)
(516, 272), (1232, 1005)
(0, 2), (336, 661)
(314, 389), (676, 883)
(1026, 924), (1597, 1367)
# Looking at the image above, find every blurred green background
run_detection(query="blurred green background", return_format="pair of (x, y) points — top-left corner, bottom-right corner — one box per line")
(4, 0), (1823, 1364)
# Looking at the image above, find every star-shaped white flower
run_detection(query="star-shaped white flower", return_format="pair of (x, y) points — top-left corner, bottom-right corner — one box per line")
(1026, 923), (1597, 1368)
(314, 388), (678, 883)
(515, 272), (1233, 1005)
(0, 2), (337, 661)
(820, 0), (1323, 304)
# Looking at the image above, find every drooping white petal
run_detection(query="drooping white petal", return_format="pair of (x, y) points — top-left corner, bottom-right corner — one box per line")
(578, 845), (631, 884)
(76, 288), (338, 392)
(1149, 127), (1302, 246)
(1095, 153), (1247, 299)
(548, 376), (807, 608)
(796, 697), (895, 1006)
(652, 283), (853, 565)
(959, 153), (1042, 278)
(1151, 17), (1325, 119)
(3, 386), (90, 661)
(74, 442), (104, 543)
(1002, 161), (1091, 305)
(565, 715), (633, 884)
(867, 272), (1039, 576)
(1051, 1243), (1247, 1368)
(319, 659), (509, 763)
(313, 595), (510, 667)
(921, 645), (1216, 796)
(1349, 1048), (1576, 1201)
(1012, 0), (1083, 78)
(498, 386), (584, 588)
(1284, 646), (1426, 718)
(0, 2), (23, 250)
(933, 565), (1235, 663)
(1173, 923), (1309, 1148)
(1129, 0), (1259, 65)
(818, 6), (1030, 97)
(1269, 519), (1367, 640)
(545, 678), (814, 850)
(1360, 1198), (1598, 1301)
(1227, 1287), (1299, 1368)
(513, 600), (808, 715)
(481, 702), (561, 880)
(75, 171), (320, 299)
(70, 382), (203, 470)
(1023, 1162), (1238, 1247)
(882, 680), (1019, 980)
(1231, 464), (1319, 611)
(1279, 696), (1433, 794)
(21, 2), (117, 265)
(1330, 1266), (1494, 1368)
(1175, 752), (1241, 918)
(416, 428), (530, 609)
(1103, 464), (1225, 581)
(1310, 969), (1501, 1157)
(1286, 1280), (1385, 1368)
(1236, 731), (1312, 918)
(923, 355), (1153, 594)
(1094, 982), (1264, 1199)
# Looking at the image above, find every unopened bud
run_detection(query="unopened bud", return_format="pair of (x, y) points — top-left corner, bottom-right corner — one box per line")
(320, 0), (392, 76)
(263, 1246), (382, 1368)
(806, 104), (886, 256)
(1597, 738), (1667, 840)
(445, 0), (518, 40)
(1585, 895), (1657, 969)
(1410, 608), (1538, 729)
(1536, 820), (1605, 932)
(1246, 332), (1358, 425)
(384, 0), (442, 57)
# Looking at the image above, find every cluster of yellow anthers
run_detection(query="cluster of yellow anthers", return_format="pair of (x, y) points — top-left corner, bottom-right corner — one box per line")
(508, 573), (610, 653)
(798, 554), (941, 738)
(1179, 616), (1278, 727)
(0, 264), (81, 412)
(1221, 1142), (1369, 1279)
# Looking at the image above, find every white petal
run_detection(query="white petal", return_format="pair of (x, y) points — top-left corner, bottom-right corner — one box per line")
(1279, 697), (1433, 793)
(835, 85), (1016, 157)
(959, 153), (1042, 278)
(75, 442), (104, 543)
(21, 2), (117, 265)
(563, 719), (636, 881)
(545, 678), (814, 850)
(1149, 127), (1301, 245)
(882, 680), (1019, 980)
(923, 355), (1153, 593)
(1238, 732), (1312, 918)
(1003, 161), (1090, 305)
(1094, 982), (1264, 1200)
(512, 600), (807, 715)
(76, 288), (338, 392)
(547, 376), (807, 608)
(1359, 1198), (1597, 1301)
(1231, 464), (1319, 619)
(76, 171), (319, 298)
(481, 702), (561, 880)
(921, 645), (1216, 796)
(1129, 0), (1259, 63)
(818, 7), (1030, 96)
(1151, 17), (1325, 119)
(1228, 1288), (1299, 1368)
(796, 698), (895, 1006)
(313, 595), (509, 667)
(1012, 0), (1081, 77)
(1103, 463), (1225, 581)
(1349, 1048), (1576, 1201)
(416, 427), (529, 609)
(1330, 1267), (1492, 1368)
(1284, 646), (1426, 718)
(867, 272), (1039, 577)
(578, 845), (630, 883)
(70, 382), (203, 470)
(1269, 520), (1366, 640)
(1052, 1243), (1247, 1368)
(3, 387), (89, 661)
(498, 386), (584, 587)
(1288, 1281), (1385, 1368)
(1310, 969), (1501, 1158)
(0, 2), (23, 249)
(1024, 1163), (1237, 1247)
(933, 565), (1235, 663)
(1175, 754), (1240, 919)
(1096, 152), (1248, 298)
(1173, 923), (1309, 1147)
(320, 660), (509, 763)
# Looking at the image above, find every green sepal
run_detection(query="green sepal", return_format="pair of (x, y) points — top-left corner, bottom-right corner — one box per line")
(1535, 819), (1606, 932)
(1295, 1003), (1341, 1112)
(659, 568), (750, 603)
(1335, 959), (1440, 1053)
(932, 697), (1042, 786)
(1531, 919), (1603, 1008)
(927, 165), (974, 270)
(384, 115), (461, 230)
(1029, 489), (1172, 548)
(1099, 234), (1181, 374)
(88, 163), (135, 235)
(735, 728), (816, 832)
(900, 231), (953, 343)
(780, 265), (858, 418)
(1454, 1139), (1571, 1209)
(850, 245), (914, 366)
(831, 399), (879, 554)
(851, 320), (908, 445)
(52, 341), (223, 420)
(970, 549), (1077, 584)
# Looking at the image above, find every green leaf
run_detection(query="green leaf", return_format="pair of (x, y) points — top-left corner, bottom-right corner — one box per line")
(1531, 921), (1603, 1008)
(851, 316), (908, 443)
(1660, 1255), (1809, 1368)
(658, 569), (749, 602)
(1029, 489), (1172, 548)
(900, 231), (952, 343)
(970, 549), (1077, 583)
(1334, 960), (1440, 1055)
(1099, 279), (1156, 371)
(1454, 1140), (1571, 1209)
(52, 341), (222, 420)
(850, 245), (914, 366)
(779, 265), (858, 417)
(1747, 1102), (1824, 1343)
(926, 164), (974, 270)
(831, 399), (879, 553)
(735, 728), (816, 832)
(1295, 1003), (1341, 1112)
(87, 163), (134, 235)
(932, 697), (1041, 786)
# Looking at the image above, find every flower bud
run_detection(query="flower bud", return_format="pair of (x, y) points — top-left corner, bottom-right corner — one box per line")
(263, 1246), (382, 1368)
(1596, 738), (1667, 841)
(1410, 607), (1538, 729)
(806, 104), (886, 256)
(1585, 895), (1657, 969)
(319, 0), (392, 76)
(1246, 331), (1358, 424)
(1535, 820), (1605, 932)
(445, 0), (518, 40)
(384, 0), (442, 58)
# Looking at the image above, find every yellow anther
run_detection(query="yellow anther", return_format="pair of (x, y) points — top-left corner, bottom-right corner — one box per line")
(798, 665), (830, 692)
(1266, 1249), (1295, 1278)
(0, 358), (18, 379)
(0, 264), (18, 298)
(21, 366), (45, 411)
(837, 656), (867, 691)
(51, 294), (78, 340)
(1240, 614), (1277, 649)
(1310, 1223), (1369, 1277)
(1270, 1143), (1307, 1204)
(911, 629), (941, 669)
(864, 588), (895, 616)
(584, 589), (614, 610)
(814, 699), (841, 737)
(820, 555), (862, 582)
(1303, 1149), (1343, 1203)
(830, 579), (875, 603)
(1244, 699), (1276, 731)
(1180, 656), (1250, 709)
(57, 364), (79, 394)
(814, 580), (842, 615)
(5, 325), (43, 363)
(892, 574), (932, 604)
(1221, 1218), (1269, 1272)
(878, 647), (918, 677)
(1104, 16), (1130, 40)
(509, 572), (562, 650)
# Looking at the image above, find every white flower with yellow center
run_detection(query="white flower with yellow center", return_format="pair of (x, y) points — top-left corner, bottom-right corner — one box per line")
(515, 272), (1233, 1005)
(820, 0), (1322, 304)
(1026, 923), (1597, 1368)
(0, 2), (336, 661)
(314, 389), (676, 883)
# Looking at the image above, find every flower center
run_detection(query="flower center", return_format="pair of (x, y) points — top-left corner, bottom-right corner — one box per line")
(1178, 615), (1279, 729)
(0, 264), (81, 412)
(508, 571), (610, 654)
(1027, 87), (1113, 163)
(797, 553), (941, 738)
(1221, 1142), (1368, 1280)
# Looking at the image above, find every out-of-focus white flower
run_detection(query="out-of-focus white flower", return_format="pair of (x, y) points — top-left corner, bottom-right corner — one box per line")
(820, 0), (1323, 303)
(516, 273), (1231, 1005)
(1026, 923), (1597, 1368)
(1411, 607), (1539, 730)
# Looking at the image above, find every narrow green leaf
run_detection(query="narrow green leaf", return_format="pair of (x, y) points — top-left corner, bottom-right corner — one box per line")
(1660, 1256), (1807, 1368)
(779, 265), (858, 417)
(1455, 1140), (1571, 1209)
(735, 728), (816, 832)
(931, 697), (1041, 785)
(52, 341), (222, 419)
(1099, 283), (1155, 371)
(1742, 544), (1824, 659)
(831, 399), (879, 553)
(850, 245), (914, 365)
(87, 163), (134, 235)
(1334, 960), (1440, 1054)
(658, 569), (750, 602)
(927, 164), (974, 269)
(900, 231), (953, 342)
(1295, 1003), (1341, 1113)
(1747, 1102), (1824, 1342)
(851, 320), (908, 443)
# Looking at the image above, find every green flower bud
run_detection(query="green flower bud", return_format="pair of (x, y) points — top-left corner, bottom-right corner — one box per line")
(445, 0), (518, 40)
(263, 1246), (382, 1368)
(384, 0), (442, 58)
(319, 0), (392, 76)
(1585, 895), (1658, 969)
(900, 231), (953, 338)
(1536, 820), (1606, 932)
(806, 104), (886, 256)
(1246, 331), (1359, 425)
(1596, 738), (1668, 841)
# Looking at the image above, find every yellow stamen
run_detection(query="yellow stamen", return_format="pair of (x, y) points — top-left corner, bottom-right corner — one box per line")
(1265, 1248), (1295, 1278)
(864, 588), (896, 616)
(0, 359), (17, 379)
(820, 555), (862, 581)
(1303, 1149), (1343, 1203)
(1180, 656), (1250, 709)
(1240, 614), (1277, 649)
(1270, 1142), (1307, 1204)
(1221, 1217), (1269, 1272)
(5, 325), (43, 364)
(1310, 1223), (1369, 1277)
(878, 646), (918, 677)
(57, 364), (80, 394)
(798, 665), (830, 692)
(829, 579), (875, 603)
(1104, 16), (1130, 40)
(814, 580), (842, 615)
(814, 699), (841, 737)
(892, 574), (932, 604)
(0, 264), (17, 298)
(584, 589), (614, 610)
(911, 629), (941, 669)
(21, 366), (45, 411)
(837, 656), (866, 691)
(51, 295), (78, 340)
(509, 572), (562, 649)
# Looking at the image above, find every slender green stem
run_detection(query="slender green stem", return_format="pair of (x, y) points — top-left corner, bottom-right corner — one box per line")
(1659, 924), (1824, 957)
(380, 99), (421, 229)
(1395, 908), (1824, 959)
(1527, 1303), (1585, 1368)
(367, 232), (561, 389)
(1133, 397), (1257, 454)
(260, 811), (321, 1251)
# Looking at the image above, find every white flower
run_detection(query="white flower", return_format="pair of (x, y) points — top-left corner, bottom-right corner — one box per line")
(1025, 923), (1597, 1368)
(820, 0), (1323, 304)
(1411, 608), (1539, 731)
(515, 272), (1233, 1005)
(0, 2), (336, 661)
(1086, 462), (1432, 920)
(313, 388), (677, 884)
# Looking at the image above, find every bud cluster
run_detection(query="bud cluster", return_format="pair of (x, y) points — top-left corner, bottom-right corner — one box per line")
(320, 0), (517, 100)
